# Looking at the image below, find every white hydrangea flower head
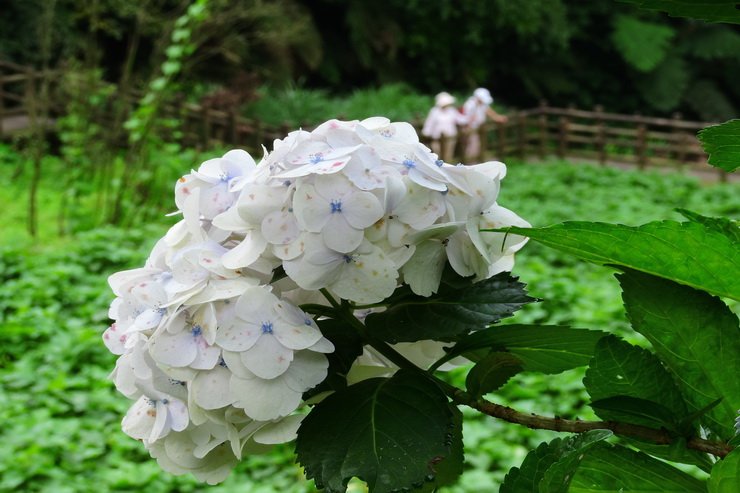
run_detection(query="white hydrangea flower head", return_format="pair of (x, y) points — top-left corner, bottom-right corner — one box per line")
(104, 116), (528, 484)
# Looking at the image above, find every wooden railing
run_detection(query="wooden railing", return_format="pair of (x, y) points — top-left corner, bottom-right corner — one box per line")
(481, 103), (723, 179)
(0, 61), (725, 179)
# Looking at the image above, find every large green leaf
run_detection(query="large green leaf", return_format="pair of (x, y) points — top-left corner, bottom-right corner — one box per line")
(698, 119), (740, 172)
(619, 270), (740, 439)
(438, 325), (608, 374)
(709, 449), (740, 493)
(584, 335), (691, 431)
(465, 351), (523, 397)
(500, 430), (612, 493)
(501, 220), (740, 301)
(568, 444), (708, 492)
(295, 369), (462, 493)
(620, 0), (740, 24)
(364, 272), (534, 343)
(677, 209), (740, 243)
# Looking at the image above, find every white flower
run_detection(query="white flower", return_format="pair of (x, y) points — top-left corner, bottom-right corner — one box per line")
(293, 174), (384, 253)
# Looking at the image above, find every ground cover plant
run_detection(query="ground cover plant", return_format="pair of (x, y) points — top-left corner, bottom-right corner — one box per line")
(2, 143), (737, 492)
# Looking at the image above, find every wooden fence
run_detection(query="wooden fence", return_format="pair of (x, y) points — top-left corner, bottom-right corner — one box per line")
(481, 103), (725, 179)
(0, 61), (726, 180)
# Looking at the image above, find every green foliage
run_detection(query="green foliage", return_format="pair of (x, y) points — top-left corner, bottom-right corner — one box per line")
(440, 325), (608, 375)
(709, 450), (740, 493)
(612, 15), (675, 72)
(619, 270), (740, 439)
(500, 430), (612, 493)
(465, 352), (523, 398)
(364, 272), (535, 343)
(584, 335), (691, 431)
(502, 219), (740, 301)
(568, 444), (708, 492)
(620, 0), (740, 24)
(699, 119), (740, 172)
(296, 370), (462, 493)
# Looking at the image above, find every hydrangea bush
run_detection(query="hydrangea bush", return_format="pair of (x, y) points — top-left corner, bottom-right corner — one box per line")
(103, 117), (531, 485)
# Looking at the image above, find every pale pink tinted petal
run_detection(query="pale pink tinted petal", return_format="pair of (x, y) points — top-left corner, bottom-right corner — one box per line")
(322, 215), (363, 253)
(122, 396), (156, 440)
(192, 366), (233, 409)
(293, 185), (331, 232)
(221, 230), (267, 269)
(342, 191), (384, 229)
(261, 210), (300, 245)
(241, 335), (294, 379)
(150, 400), (170, 441)
(215, 318), (261, 352)
(282, 351), (329, 392)
(167, 398), (189, 432)
(230, 375), (301, 420)
(148, 330), (197, 367)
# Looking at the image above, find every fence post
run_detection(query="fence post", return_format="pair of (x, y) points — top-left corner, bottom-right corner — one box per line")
(672, 112), (686, 165)
(496, 121), (506, 161)
(595, 105), (607, 166)
(517, 113), (526, 160)
(635, 113), (647, 169)
(200, 104), (211, 149)
(229, 108), (238, 145)
(557, 113), (569, 160)
(538, 100), (548, 159)
(0, 75), (4, 137)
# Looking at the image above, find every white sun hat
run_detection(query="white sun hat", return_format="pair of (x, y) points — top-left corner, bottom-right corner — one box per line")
(473, 87), (493, 105)
(434, 92), (456, 108)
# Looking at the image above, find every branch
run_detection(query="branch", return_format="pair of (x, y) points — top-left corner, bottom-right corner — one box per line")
(450, 389), (734, 458)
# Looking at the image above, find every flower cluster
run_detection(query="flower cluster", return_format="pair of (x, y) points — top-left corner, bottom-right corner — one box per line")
(104, 117), (529, 483)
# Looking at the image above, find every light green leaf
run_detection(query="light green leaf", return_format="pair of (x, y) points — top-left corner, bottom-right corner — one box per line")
(619, 270), (740, 439)
(365, 272), (534, 343)
(584, 335), (691, 431)
(568, 444), (708, 492)
(677, 209), (740, 242)
(620, 0), (740, 24)
(295, 370), (462, 493)
(612, 15), (675, 72)
(500, 220), (740, 301)
(438, 325), (608, 374)
(465, 352), (523, 397)
(500, 430), (612, 493)
(709, 449), (740, 493)
(698, 119), (740, 172)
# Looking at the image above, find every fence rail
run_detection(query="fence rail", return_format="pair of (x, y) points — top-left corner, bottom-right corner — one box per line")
(0, 61), (726, 180)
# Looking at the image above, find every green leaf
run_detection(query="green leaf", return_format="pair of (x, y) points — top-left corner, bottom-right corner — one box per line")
(500, 430), (612, 493)
(500, 220), (740, 301)
(619, 269), (740, 439)
(710, 449), (740, 493)
(611, 15), (675, 72)
(364, 272), (534, 343)
(698, 119), (740, 172)
(584, 335), (690, 431)
(296, 370), (462, 493)
(620, 0), (740, 24)
(465, 352), (523, 397)
(676, 209), (740, 242)
(568, 444), (708, 492)
(438, 325), (608, 374)
(304, 318), (364, 398)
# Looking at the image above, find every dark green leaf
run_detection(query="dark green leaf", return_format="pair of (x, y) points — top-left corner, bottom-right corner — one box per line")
(438, 325), (608, 374)
(465, 352), (523, 397)
(364, 272), (534, 343)
(620, 0), (740, 24)
(709, 449), (740, 493)
(590, 396), (678, 430)
(698, 119), (740, 172)
(304, 318), (365, 398)
(500, 221), (740, 300)
(584, 335), (690, 431)
(296, 370), (462, 493)
(500, 430), (612, 493)
(611, 15), (675, 72)
(619, 270), (740, 439)
(568, 444), (707, 492)
(676, 209), (740, 242)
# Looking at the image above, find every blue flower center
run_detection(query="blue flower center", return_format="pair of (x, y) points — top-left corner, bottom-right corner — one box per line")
(342, 254), (354, 264)
(435, 159), (444, 167)
(261, 322), (274, 334)
(309, 153), (324, 164)
(402, 159), (416, 169)
(330, 200), (343, 213)
(191, 325), (202, 337)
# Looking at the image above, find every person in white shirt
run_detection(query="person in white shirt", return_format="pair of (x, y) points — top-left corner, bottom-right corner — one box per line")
(421, 92), (467, 163)
(461, 87), (508, 162)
